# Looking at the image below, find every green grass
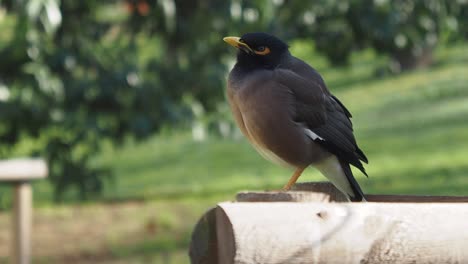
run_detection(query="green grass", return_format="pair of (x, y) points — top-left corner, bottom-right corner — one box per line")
(2, 43), (468, 263)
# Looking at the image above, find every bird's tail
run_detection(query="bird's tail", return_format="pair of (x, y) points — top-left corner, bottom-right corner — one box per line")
(338, 159), (366, 202)
(315, 155), (366, 202)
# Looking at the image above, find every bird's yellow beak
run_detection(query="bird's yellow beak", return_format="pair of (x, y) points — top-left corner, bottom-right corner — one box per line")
(223, 36), (254, 53)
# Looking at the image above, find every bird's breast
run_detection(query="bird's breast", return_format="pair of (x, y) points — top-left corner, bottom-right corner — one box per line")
(231, 83), (314, 168)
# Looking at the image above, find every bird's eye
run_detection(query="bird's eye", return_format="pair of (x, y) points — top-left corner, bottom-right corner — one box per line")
(254, 46), (270, 55)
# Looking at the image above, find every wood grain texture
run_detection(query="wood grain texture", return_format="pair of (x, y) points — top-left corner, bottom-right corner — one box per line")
(190, 182), (468, 264)
(236, 191), (334, 203)
(238, 182), (468, 203)
(0, 159), (47, 181)
(217, 202), (468, 264)
(365, 194), (468, 203)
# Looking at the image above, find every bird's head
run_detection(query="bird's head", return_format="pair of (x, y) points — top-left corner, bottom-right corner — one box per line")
(223, 32), (289, 70)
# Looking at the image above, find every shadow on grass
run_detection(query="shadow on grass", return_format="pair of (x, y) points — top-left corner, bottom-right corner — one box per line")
(362, 112), (468, 140)
(364, 164), (468, 196)
(430, 46), (468, 70)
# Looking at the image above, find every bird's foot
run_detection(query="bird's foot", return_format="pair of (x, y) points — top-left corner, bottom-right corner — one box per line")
(280, 184), (293, 192)
(281, 167), (306, 192)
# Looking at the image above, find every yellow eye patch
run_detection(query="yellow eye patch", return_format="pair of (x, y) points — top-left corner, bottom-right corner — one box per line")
(254, 47), (270, 55)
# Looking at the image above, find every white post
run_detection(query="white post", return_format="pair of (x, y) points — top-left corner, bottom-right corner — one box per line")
(12, 182), (32, 264)
(0, 159), (47, 264)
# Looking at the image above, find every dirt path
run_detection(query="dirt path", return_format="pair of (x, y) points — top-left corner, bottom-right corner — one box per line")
(0, 200), (199, 263)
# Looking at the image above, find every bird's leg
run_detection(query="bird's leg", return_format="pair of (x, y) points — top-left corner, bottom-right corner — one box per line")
(282, 167), (306, 191)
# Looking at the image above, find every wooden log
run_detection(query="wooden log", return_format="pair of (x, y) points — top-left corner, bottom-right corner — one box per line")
(190, 182), (468, 264)
(237, 182), (468, 203)
(237, 182), (349, 202)
(236, 191), (337, 203)
(0, 159), (47, 181)
(292, 181), (350, 196)
(366, 194), (468, 203)
(215, 202), (468, 264)
(189, 208), (218, 264)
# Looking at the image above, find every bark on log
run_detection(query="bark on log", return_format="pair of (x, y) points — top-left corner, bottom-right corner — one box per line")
(237, 182), (468, 203)
(216, 202), (468, 264)
(236, 182), (349, 202)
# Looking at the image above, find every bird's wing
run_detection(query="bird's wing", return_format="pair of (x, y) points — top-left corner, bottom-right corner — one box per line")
(273, 69), (328, 127)
(274, 69), (368, 175)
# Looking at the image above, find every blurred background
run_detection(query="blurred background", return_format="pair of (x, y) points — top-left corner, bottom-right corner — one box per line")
(0, 0), (467, 263)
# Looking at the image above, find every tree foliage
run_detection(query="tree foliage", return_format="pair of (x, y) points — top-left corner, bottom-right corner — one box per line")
(0, 0), (466, 201)
(276, 0), (467, 70)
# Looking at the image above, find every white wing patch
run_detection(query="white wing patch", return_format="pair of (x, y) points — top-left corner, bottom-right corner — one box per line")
(303, 127), (324, 141)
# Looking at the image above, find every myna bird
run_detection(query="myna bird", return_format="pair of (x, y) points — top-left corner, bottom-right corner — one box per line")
(223, 32), (368, 201)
